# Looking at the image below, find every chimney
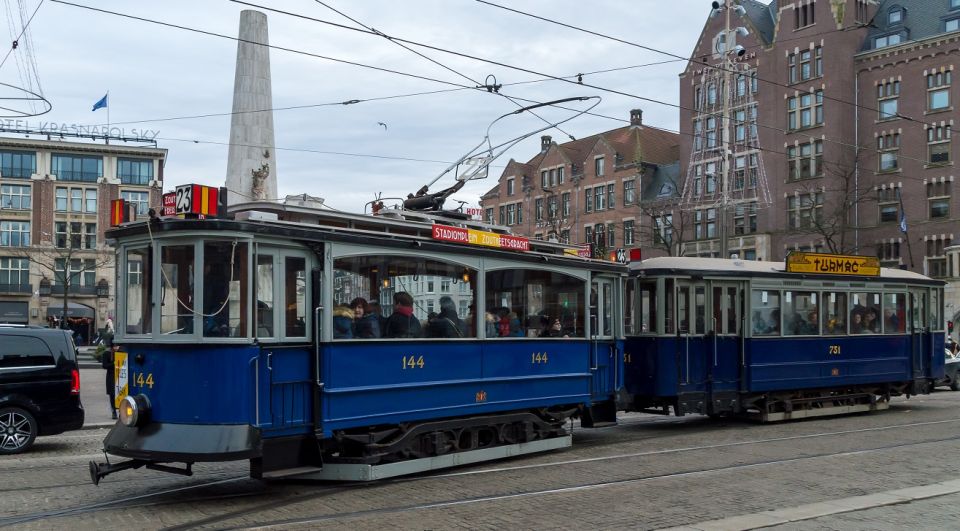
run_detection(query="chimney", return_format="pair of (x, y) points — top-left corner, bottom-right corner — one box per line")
(630, 109), (643, 127)
(541, 135), (552, 152)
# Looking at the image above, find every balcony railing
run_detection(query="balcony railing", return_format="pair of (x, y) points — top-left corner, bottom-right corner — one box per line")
(50, 285), (97, 296)
(0, 283), (31, 294)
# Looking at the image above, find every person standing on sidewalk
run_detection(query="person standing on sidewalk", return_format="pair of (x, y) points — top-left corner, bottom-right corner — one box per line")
(102, 318), (116, 420)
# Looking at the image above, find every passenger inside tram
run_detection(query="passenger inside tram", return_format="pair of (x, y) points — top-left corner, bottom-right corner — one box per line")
(384, 292), (423, 338)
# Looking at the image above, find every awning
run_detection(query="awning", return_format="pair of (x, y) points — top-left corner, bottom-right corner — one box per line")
(46, 301), (95, 319)
(0, 301), (28, 323)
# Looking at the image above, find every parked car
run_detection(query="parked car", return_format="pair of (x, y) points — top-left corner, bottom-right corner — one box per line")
(0, 326), (84, 454)
(936, 348), (960, 391)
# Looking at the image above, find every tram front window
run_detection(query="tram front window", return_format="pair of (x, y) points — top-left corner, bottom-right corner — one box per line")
(160, 245), (195, 335)
(125, 247), (151, 335)
(202, 241), (248, 338)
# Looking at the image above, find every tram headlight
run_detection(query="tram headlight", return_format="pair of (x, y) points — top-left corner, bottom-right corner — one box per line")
(119, 394), (151, 427)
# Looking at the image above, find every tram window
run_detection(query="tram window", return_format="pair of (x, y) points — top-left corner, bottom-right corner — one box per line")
(664, 279), (675, 334)
(713, 286), (738, 335)
(624, 280), (636, 335)
(638, 282), (656, 334)
(487, 269), (584, 338)
(850, 293), (881, 334)
(125, 247), (152, 335)
(726, 287), (738, 334)
(822, 292), (847, 336)
(602, 283), (613, 336)
(882, 293), (906, 334)
(334, 255), (478, 339)
(931, 289), (943, 331)
(751, 290), (780, 336)
(783, 291), (818, 336)
(284, 257), (307, 338)
(694, 286), (706, 334)
(203, 242), (248, 338)
(677, 286), (689, 333)
(256, 255), (275, 337)
(160, 245), (195, 335)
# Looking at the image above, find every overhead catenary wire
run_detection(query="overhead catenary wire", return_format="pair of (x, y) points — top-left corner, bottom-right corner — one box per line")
(50, 1), (941, 194)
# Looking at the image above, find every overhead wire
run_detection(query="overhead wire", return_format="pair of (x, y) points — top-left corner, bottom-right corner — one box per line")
(0, 0), (42, 70)
(48, 1), (937, 193)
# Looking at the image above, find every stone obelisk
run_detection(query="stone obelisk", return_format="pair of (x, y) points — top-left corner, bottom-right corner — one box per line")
(225, 10), (277, 205)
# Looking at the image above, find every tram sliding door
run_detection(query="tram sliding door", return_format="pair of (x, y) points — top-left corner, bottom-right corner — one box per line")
(676, 280), (709, 415)
(709, 282), (743, 414)
(589, 277), (618, 403)
(909, 289), (928, 383)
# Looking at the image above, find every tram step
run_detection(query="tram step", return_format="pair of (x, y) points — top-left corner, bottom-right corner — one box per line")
(260, 466), (324, 479)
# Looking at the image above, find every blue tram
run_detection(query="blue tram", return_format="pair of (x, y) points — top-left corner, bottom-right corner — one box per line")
(90, 195), (624, 483)
(621, 257), (945, 421)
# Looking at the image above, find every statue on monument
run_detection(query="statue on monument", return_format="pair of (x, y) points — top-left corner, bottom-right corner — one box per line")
(251, 149), (271, 200)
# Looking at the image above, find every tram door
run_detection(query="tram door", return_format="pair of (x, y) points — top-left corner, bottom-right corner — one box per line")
(709, 282), (742, 413)
(676, 280), (709, 414)
(589, 277), (618, 402)
(909, 289), (928, 380)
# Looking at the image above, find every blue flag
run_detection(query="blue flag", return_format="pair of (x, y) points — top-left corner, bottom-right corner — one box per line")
(92, 94), (108, 112)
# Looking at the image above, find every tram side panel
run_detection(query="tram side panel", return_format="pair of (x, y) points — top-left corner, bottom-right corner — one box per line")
(319, 340), (594, 436)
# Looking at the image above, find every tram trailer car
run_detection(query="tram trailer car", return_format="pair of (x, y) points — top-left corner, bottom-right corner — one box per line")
(621, 257), (945, 422)
(90, 199), (624, 484)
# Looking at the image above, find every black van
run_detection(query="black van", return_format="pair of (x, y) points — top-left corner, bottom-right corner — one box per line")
(0, 326), (84, 454)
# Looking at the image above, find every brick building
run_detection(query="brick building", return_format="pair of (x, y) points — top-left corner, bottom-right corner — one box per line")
(0, 133), (165, 340)
(680, 0), (959, 274)
(479, 110), (680, 257)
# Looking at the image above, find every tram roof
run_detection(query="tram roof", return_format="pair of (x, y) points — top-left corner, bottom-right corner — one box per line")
(630, 256), (942, 285)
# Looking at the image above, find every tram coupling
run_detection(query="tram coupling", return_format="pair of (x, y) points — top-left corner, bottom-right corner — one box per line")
(89, 457), (193, 486)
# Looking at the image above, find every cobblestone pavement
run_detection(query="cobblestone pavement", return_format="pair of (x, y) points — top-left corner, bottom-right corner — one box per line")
(1, 390), (959, 530)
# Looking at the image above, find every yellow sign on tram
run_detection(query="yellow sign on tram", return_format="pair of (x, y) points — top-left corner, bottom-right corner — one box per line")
(786, 252), (880, 277)
(114, 351), (129, 409)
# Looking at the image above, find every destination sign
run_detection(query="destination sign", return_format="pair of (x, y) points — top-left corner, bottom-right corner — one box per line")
(431, 224), (529, 252)
(786, 252), (880, 277)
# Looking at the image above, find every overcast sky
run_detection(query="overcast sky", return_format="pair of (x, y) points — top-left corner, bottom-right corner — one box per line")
(3, 0), (707, 212)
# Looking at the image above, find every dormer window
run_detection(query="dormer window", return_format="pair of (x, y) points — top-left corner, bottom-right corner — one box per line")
(888, 6), (904, 26)
(874, 33), (903, 49)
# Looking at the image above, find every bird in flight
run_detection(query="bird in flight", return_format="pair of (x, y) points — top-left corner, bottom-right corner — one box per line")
(377, 122), (388, 130)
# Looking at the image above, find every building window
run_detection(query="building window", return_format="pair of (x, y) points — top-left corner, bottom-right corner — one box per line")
(54, 221), (97, 249)
(654, 214), (673, 245)
(878, 80), (900, 120)
(787, 140), (823, 180)
(788, 47), (821, 84)
(51, 153), (102, 182)
(595, 185), (605, 211)
(585, 188), (593, 213)
(624, 220), (635, 246)
(736, 74), (746, 97)
(856, 0), (870, 23)
(506, 178), (514, 196)
(877, 240), (901, 266)
(540, 170), (548, 189)
(927, 70), (951, 111)
(794, 1), (816, 29)
(706, 117), (717, 148)
(535, 198), (543, 221)
(120, 190), (149, 215)
(584, 226), (593, 246)
(547, 196), (558, 220)
(55, 186), (97, 212)
(54, 258), (96, 287)
(927, 180), (951, 219)
(623, 179), (636, 205)
(877, 133), (900, 172)
(562, 192), (570, 217)
(0, 150), (36, 179)
(707, 83), (717, 105)
(787, 90), (823, 130)
(0, 184), (30, 210)
(0, 220), (29, 247)
(927, 124), (951, 164)
(0, 257), (29, 287)
(926, 237), (952, 278)
(607, 184), (615, 209)
(595, 157), (604, 177)
(888, 6), (903, 25)
(506, 204), (516, 225)
(560, 229), (570, 244)
(498, 206), (505, 225)
(877, 186), (900, 223)
(694, 208), (717, 240)
(557, 166), (565, 184)
(117, 158), (153, 185)
(734, 202), (757, 235)
(874, 33), (903, 48)
(484, 208), (493, 223)
(947, 18), (960, 32)
(607, 223), (615, 247)
(787, 192), (824, 229)
(952, 0), (960, 9)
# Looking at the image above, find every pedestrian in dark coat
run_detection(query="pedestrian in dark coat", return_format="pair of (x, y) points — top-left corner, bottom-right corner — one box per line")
(427, 296), (465, 338)
(383, 292), (422, 338)
(102, 347), (117, 419)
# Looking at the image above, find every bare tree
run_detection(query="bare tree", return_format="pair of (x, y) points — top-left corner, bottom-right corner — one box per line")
(15, 225), (113, 328)
(637, 172), (691, 257)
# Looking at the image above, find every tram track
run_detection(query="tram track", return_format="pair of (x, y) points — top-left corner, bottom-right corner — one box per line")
(212, 434), (960, 529)
(4, 413), (959, 529)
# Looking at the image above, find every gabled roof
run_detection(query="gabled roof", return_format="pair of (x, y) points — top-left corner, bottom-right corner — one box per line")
(863, 0), (960, 52)
(527, 123), (680, 169)
(741, 0), (777, 44)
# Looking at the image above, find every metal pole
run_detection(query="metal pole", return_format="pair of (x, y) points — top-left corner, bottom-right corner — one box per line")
(719, 0), (733, 259)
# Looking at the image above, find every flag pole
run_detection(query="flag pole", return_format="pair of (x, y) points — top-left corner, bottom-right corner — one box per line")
(106, 90), (110, 145)
(897, 187), (914, 270)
